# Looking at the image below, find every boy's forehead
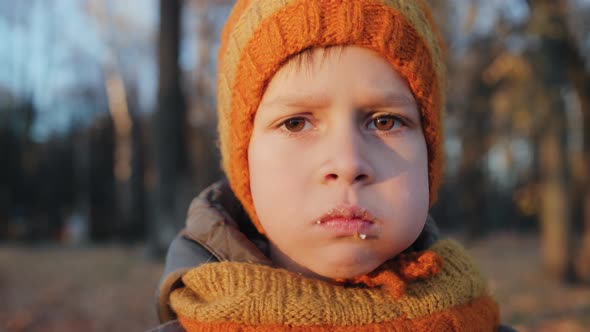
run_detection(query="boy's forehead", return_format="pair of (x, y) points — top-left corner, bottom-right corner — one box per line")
(277, 47), (406, 83)
(262, 46), (416, 107)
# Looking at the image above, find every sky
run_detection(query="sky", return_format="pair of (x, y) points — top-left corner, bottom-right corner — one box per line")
(0, 0), (534, 143)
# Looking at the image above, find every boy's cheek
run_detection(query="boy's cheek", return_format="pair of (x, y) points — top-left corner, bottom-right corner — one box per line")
(249, 135), (318, 178)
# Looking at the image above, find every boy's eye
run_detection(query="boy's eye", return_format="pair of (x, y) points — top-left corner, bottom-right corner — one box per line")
(282, 117), (308, 132)
(369, 115), (402, 131)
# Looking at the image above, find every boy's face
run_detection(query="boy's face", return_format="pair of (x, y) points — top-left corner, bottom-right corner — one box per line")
(248, 46), (429, 279)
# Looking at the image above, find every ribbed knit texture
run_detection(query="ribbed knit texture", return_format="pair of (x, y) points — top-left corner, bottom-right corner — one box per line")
(170, 240), (499, 331)
(216, 0), (447, 233)
(335, 250), (443, 299)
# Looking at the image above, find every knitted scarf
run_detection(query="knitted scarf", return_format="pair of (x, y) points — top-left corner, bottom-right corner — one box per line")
(169, 240), (499, 331)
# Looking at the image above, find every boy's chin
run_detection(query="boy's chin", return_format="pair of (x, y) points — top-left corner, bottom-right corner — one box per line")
(306, 258), (387, 281)
(270, 242), (392, 280)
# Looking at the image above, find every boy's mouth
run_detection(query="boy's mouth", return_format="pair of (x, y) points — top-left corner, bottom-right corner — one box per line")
(313, 204), (378, 239)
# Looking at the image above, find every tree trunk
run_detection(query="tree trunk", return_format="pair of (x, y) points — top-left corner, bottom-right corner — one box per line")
(455, 41), (497, 239)
(150, 0), (187, 256)
(459, 92), (490, 240)
(537, 100), (572, 279)
(188, 1), (222, 193)
(570, 58), (590, 282)
(529, 0), (574, 280)
(577, 192), (590, 281)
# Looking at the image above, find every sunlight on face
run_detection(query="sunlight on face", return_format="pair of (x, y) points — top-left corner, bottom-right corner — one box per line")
(248, 46), (429, 280)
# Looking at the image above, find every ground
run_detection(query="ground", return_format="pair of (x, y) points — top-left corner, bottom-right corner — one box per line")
(1, 233), (589, 331)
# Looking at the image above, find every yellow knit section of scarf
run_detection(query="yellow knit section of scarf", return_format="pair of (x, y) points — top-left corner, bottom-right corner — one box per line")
(170, 240), (492, 326)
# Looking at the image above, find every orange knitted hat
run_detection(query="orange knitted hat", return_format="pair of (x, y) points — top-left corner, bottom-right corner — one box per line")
(217, 0), (447, 234)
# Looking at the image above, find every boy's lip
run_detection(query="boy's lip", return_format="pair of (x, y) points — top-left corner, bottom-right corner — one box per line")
(313, 204), (379, 238)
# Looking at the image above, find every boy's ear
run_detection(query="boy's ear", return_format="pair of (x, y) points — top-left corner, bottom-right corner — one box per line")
(407, 215), (440, 252)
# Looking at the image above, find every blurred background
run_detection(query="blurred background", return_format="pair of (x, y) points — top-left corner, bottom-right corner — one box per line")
(0, 0), (589, 331)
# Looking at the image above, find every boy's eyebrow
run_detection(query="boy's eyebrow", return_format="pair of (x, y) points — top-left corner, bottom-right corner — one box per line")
(259, 93), (331, 109)
(358, 91), (417, 108)
(259, 91), (416, 110)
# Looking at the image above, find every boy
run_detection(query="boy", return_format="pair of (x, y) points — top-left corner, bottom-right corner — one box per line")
(153, 0), (512, 331)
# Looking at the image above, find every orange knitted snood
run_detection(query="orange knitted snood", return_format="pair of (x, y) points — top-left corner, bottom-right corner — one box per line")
(336, 249), (444, 299)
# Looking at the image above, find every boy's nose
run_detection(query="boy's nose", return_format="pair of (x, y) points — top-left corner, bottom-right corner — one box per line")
(319, 130), (374, 186)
